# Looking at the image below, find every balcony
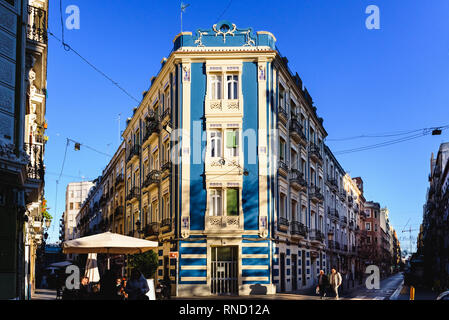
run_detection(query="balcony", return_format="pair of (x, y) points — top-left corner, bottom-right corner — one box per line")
(144, 120), (160, 141)
(205, 99), (242, 118)
(329, 208), (339, 220)
(289, 120), (307, 146)
(290, 169), (307, 191)
(326, 176), (338, 191)
(27, 5), (47, 44)
(310, 185), (324, 203)
(99, 194), (107, 206)
(126, 187), (140, 202)
(278, 217), (289, 232)
(310, 229), (324, 243)
(291, 221), (307, 237)
(161, 161), (172, 173)
(144, 222), (160, 237)
(114, 206), (124, 218)
(160, 108), (171, 123)
(309, 143), (323, 163)
(24, 143), (44, 181)
(339, 190), (347, 202)
(205, 215), (243, 232)
(349, 219), (355, 230)
(143, 170), (161, 189)
(347, 196), (353, 207)
(126, 145), (140, 163)
(278, 160), (289, 177)
(115, 174), (124, 188)
(161, 218), (172, 232)
(278, 106), (288, 124)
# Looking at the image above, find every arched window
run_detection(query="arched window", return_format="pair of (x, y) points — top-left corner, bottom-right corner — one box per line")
(226, 75), (238, 99)
(210, 75), (222, 99)
(209, 189), (223, 216)
(210, 131), (222, 158)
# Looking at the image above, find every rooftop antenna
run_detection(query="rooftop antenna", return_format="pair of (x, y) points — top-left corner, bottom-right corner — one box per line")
(181, 2), (190, 33)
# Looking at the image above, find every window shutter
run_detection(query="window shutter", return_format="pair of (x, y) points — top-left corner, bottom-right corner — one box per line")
(226, 131), (234, 148)
(226, 189), (239, 216)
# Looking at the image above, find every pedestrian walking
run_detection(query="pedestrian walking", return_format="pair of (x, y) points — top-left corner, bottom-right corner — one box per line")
(316, 270), (329, 299)
(125, 269), (149, 300)
(329, 268), (342, 300)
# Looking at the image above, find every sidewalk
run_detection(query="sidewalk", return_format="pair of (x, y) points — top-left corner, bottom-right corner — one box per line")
(390, 284), (439, 300)
(31, 289), (57, 300)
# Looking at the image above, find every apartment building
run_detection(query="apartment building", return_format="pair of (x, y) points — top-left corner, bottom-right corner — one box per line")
(71, 21), (400, 296)
(0, 0), (48, 299)
(420, 142), (449, 288)
(63, 181), (94, 242)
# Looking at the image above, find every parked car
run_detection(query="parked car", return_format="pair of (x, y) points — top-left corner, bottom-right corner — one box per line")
(436, 291), (449, 300)
(403, 255), (425, 287)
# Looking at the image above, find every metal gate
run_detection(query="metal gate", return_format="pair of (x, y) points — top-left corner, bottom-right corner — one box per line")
(211, 247), (238, 295)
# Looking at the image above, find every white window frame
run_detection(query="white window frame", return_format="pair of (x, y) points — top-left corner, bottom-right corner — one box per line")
(209, 189), (223, 216)
(226, 74), (239, 100)
(209, 74), (222, 100)
(209, 130), (222, 158)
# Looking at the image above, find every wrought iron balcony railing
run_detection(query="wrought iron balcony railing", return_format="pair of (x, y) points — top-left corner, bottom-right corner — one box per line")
(126, 186), (140, 201)
(115, 174), (124, 187)
(291, 221), (307, 237)
(24, 143), (44, 180)
(144, 222), (159, 237)
(126, 145), (140, 163)
(310, 229), (324, 242)
(143, 170), (161, 188)
(309, 143), (323, 162)
(290, 168), (307, 189)
(329, 208), (339, 219)
(310, 185), (324, 202)
(27, 5), (48, 44)
(144, 120), (160, 141)
(289, 120), (307, 144)
(161, 161), (172, 172)
(114, 206), (124, 217)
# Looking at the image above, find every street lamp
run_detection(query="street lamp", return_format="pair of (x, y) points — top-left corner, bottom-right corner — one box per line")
(45, 219), (51, 229)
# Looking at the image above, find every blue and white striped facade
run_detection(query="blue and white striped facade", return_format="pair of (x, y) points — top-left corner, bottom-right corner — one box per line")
(123, 21), (330, 296)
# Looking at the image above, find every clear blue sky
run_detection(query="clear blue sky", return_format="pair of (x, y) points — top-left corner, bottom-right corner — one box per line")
(44, 0), (449, 250)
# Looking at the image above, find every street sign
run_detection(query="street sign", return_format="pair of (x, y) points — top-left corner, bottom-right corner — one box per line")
(169, 252), (178, 259)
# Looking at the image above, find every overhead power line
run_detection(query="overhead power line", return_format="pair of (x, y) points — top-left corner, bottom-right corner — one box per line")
(332, 125), (449, 155)
(215, 0), (233, 23)
(47, 31), (140, 104)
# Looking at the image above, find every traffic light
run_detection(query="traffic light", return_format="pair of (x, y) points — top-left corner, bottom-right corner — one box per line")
(74, 142), (81, 151)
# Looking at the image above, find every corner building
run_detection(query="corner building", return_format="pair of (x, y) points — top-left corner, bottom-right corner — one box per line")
(120, 21), (333, 296)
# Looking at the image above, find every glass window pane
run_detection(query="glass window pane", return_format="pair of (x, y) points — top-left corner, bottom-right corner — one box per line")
(227, 188), (239, 216)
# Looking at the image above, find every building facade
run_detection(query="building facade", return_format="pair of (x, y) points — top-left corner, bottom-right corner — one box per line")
(0, 0), (48, 300)
(68, 21), (400, 296)
(63, 181), (94, 241)
(420, 142), (449, 288)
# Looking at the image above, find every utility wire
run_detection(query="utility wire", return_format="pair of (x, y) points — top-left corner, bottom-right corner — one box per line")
(328, 125), (449, 142)
(47, 30), (140, 104)
(215, 0), (233, 23)
(333, 126), (448, 155)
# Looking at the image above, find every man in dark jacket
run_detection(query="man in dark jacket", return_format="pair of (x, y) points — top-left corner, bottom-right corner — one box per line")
(317, 270), (329, 299)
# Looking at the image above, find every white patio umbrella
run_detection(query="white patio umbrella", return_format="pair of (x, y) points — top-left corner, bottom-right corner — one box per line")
(62, 232), (158, 269)
(85, 253), (100, 283)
